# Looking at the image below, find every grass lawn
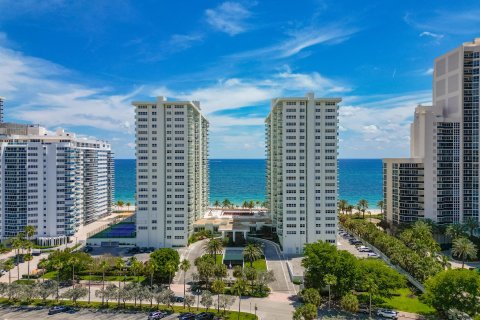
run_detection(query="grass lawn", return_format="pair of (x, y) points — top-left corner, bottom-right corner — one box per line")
(42, 271), (145, 282)
(380, 288), (435, 315)
(215, 254), (223, 264)
(251, 259), (267, 271)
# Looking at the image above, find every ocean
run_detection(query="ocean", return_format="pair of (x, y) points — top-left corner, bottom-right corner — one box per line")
(114, 159), (383, 207)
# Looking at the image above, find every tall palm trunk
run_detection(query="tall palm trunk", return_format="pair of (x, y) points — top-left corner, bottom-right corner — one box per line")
(118, 275), (121, 307)
(183, 273), (186, 309)
(72, 264), (75, 289)
(56, 271), (60, 301)
(102, 270), (105, 305)
(88, 271), (92, 304)
(16, 250), (20, 281)
(27, 260), (30, 280)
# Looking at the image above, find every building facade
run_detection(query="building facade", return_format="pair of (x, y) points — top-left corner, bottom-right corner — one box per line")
(265, 93), (340, 254)
(0, 125), (114, 245)
(384, 38), (480, 225)
(133, 96), (209, 248)
(0, 97), (4, 124)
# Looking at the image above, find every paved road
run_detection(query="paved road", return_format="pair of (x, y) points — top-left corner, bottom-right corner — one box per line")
(174, 239), (207, 285)
(252, 238), (296, 295)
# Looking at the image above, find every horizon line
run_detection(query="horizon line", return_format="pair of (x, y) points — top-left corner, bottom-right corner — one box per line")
(115, 157), (384, 160)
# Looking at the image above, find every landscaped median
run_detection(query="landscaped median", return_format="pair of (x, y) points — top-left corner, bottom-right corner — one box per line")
(0, 298), (257, 320)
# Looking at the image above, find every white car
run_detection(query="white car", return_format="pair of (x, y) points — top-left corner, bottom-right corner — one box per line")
(377, 309), (398, 319)
(368, 252), (379, 258)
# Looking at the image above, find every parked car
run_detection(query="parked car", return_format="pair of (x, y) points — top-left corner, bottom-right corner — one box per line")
(48, 306), (69, 315)
(83, 246), (93, 253)
(32, 249), (41, 256)
(174, 296), (184, 303)
(358, 304), (369, 314)
(127, 247), (140, 254)
(148, 311), (167, 319)
(179, 313), (196, 320)
(196, 312), (214, 320)
(367, 252), (379, 258)
(377, 309), (398, 319)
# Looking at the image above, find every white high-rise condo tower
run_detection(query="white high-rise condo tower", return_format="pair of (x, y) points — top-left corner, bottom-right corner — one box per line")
(0, 124), (114, 246)
(0, 97), (4, 123)
(265, 93), (340, 254)
(133, 97), (209, 248)
(383, 38), (480, 225)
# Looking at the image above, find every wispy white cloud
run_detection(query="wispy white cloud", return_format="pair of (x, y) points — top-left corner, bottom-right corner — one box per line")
(405, 10), (480, 35)
(424, 68), (434, 75)
(419, 31), (444, 39)
(152, 66), (349, 114)
(169, 33), (204, 50)
(229, 24), (357, 59)
(339, 90), (432, 158)
(205, 2), (252, 36)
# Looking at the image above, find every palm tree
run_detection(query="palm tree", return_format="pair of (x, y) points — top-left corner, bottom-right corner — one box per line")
(51, 260), (63, 300)
(165, 261), (177, 289)
(144, 260), (156, 287)
(242, 200), (248, 209)
(248, 200), (255, 212)
(211, 279), (225, 313)
(243, 243), (262, 267)
(115, 258), (126, 306)
(452, 237), (477, 268)
(179, 259), (191, 308)
(99, 260), (109, 305)
(3, 260), (14, 285)
(69, 256), (80, 288)
(376, 200), (384, 217)
(464, 217), (479, 237)
(11, 235), (24, 281)
(116, 200), (124, 210)
(232, 278), (247, 320)
(24, 253), (33, 280)
(358, 199), (369, 219)
(129, 257), (143, 282)
(37, 258), (48, 283)
(126, 202), (131, 210)
(222, 199), (231, 209)
(446, 223), (467, 240)
(204, 238), (223, 264)
(324, 274), (337, 309)
(347, 205), (354, 215)
(213, 200), (221, 208)
(338, 199), (348, 215)
(365, 277), (378, 318)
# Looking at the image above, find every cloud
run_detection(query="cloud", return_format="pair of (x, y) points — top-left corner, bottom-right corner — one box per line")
(339, 90), (432, 157)
(205, 2), (252, 36)
(405, 10), (480, 35)
(0, 44), (137, 133)
(230, 24), (357, 59)
(419, 31), (444, 39)
(168, 33), (204, 50)
(424, 68), (434, 75)
(152, 66), (349, 114)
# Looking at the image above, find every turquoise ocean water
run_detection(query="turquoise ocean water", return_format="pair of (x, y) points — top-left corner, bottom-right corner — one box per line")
(114, 159), (383, 207)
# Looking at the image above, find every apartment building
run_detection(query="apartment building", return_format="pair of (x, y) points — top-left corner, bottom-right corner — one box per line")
(0, 97), (4, 124)
(133, 96), (209, 248)
(265, 93), (340, 254)
(0, 125), (114, 245)
(383, 38), (480, 225)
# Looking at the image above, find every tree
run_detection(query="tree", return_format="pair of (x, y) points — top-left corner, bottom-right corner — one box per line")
(204, 238), (223, 264)
(185, 294), (195, 311)
(424, 269), (480, 316)
(222, 199), (231, 209)
(324, 274), (337, 309)
(376, 200), (384, 216)
(452, 237), (477, 268)
(129, 257), (143, 282)
(35, 280), (57, 304)
(159, 288), (175, 310)
(51, 260), (63, 300)
(218, 294), (235, 314)
(144, 260), (156, 288)
(200, 290), (213, 312)
(357, 199), (369, 219)
(211, 279), (225, 312)
(37, 258), (48, 283)
(364, 277), (378, 318)
(165, 261), (176, 289)
(340, 293), (359, 313)
(213, 200), (220, 208)
(12, 235), (24, 281)
(149, 248), (180, 283)
(300, 288), (321, 307)
(214, 263), (227, 279)
(446, 223), (467, 240)
(3, 259), (14, 284)
(244, 267), (258, 290)
(357, 259), (405, 296)
(231, 278), (247, 320)
(179, 259), (191, 308)
(24, 253), (33, 280)
(126, 202), (131, 210)
(115, 258), (126, 306)
(338, 199), (348, 215)
(465, 217), (479, 237)
(303, 241), (358, 297)
(61, 285), (88, 306)
(293, 304), (317, 320)
(243, 243), (263, 267)
(116, 200), (124, 208)
(195, 255), (215, 289)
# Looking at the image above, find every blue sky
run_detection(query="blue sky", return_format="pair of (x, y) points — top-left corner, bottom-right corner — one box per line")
(0, 0), (479, 159)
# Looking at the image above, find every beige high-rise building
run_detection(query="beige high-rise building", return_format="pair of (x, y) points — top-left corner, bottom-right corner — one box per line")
(384, 38), (480, 225)
(133, 97), (209, 248)
(265, 93), (340, 254)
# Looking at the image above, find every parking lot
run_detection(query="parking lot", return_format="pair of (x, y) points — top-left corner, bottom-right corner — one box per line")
(337, 231), (379, 259)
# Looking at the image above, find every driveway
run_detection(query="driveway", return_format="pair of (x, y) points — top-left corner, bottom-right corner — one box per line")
(252, 238), (297, 295)
(174, 239), (207, 285)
